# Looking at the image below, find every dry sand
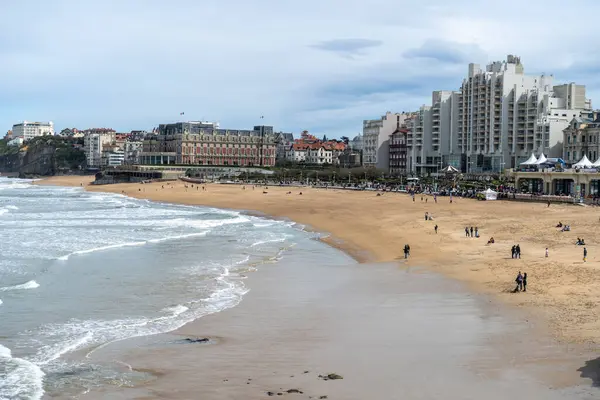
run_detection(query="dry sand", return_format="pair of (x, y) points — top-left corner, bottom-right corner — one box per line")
(37, 175), (600, 346)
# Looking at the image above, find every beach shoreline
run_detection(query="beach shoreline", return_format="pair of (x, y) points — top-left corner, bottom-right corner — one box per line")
(35, 175), (600, 346)
(27, 175), (600, 398)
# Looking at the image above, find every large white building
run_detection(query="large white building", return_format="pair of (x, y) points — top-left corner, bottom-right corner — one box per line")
(457, 55), (591, 172)
(363, 112), (412, 170)
(12, 121), (54, 141)
(389, 55), (593, 175)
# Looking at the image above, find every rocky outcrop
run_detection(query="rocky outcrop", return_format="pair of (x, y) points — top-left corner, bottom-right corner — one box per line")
(0, 137), (85, 177)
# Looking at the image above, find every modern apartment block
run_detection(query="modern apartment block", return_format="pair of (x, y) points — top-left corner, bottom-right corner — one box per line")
(12, 121), (54, 141)
(381, 55), (593, 175)
(83, 129), (116, 168)
(457, 55), (591, 172)
(362, 112), (412, 170)
(140, 121), (277, 167)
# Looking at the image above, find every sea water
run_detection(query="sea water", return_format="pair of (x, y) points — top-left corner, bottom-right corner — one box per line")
(0, 178), (350, 399)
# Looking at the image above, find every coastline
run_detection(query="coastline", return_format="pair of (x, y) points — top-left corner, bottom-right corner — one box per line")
(35, 175), (600, 346)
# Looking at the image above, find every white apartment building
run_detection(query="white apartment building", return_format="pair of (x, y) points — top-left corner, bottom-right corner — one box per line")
(306, 146), (333, 165)
(12, 121), (54, 141)
(83, 130), (116, 168)
(457, 55), (591, 172)
(363, 112), (411, 170)
(103, 150), (125, 167)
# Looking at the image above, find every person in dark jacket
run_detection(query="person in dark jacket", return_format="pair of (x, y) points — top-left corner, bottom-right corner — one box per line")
(522, 272), (527, 292)
(513, 271), (523, 293)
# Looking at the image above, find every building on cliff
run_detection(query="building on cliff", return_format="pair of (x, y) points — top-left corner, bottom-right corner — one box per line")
(12, 121), (54, 141)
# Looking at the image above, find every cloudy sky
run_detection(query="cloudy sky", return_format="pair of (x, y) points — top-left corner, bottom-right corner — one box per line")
(1, 0), (598, 138)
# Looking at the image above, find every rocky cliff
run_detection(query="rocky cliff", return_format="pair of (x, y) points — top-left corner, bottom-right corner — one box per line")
(0, 137), (86, 177)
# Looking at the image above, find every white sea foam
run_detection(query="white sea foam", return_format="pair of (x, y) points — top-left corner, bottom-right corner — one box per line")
(5, 205), (19, 210)
(0, 280), (40, 291)
(250, 237), (286, 247)
(0, 344), (45, 400)
(58, 232), (210, 260)
(0, 299), (3, 305)
(57, 241), (148, 260)
(147, 231), (208, 243)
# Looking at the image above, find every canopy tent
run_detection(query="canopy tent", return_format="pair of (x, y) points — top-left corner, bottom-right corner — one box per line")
(520, 153), (538, 165)
(534, 153), (547, 165)
(573, 155), (593, 168)
(483, 188), (498, 201)
(441, 165), (459, 174)
(593, 157), (600, 167)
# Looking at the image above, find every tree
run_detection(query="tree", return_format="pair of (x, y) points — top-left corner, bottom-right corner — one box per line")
(340, 136), (350, 145)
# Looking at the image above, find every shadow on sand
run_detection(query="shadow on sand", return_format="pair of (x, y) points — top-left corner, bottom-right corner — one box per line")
(578, 357), (600, 387)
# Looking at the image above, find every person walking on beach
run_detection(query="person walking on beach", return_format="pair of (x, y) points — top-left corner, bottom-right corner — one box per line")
(545, 247), (549, 258)
(511, 245), (516, 259)
(465, 227), (470, 237)
(475, 227), (479, 238)
(513, 271), (523, 292)
(434, 224), (438, 234)
(470, 227), (474, 238)
(516, 244), (521, 259)
(584, 247), (588, 262)
(522, 272), (527, 292)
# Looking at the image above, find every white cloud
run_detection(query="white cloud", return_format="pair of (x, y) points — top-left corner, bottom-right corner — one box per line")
(0, 0), (599, 137)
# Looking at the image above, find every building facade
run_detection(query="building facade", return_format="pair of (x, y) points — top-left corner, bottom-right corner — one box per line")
(12, 121), (54, 141)
(363, 112), (411, 170)
(457, 55), (591, 172)
(389, 128), (409, 176)
(140, 122), (277, 167)
(275, 132), (294, 163)
(83, 129), (116, 168)
(562, 114), (600, 164)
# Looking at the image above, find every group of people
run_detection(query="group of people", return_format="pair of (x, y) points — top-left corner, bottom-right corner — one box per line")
(464, 226), (479, 238)
(511, 244), (521, 259)
(513, 271), (527, 292)
(556, 221), (571, 232)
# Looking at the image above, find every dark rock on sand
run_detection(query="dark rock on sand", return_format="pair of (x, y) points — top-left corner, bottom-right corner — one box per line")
(319, 396), (328, 399)
(287, 389), (303, 394)
(319, 373), (343, 381)
(267, 391), (275, 396)
(184, 337), (209, 343)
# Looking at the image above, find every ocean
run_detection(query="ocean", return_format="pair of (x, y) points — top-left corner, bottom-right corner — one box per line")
(0, 178), (351, 399)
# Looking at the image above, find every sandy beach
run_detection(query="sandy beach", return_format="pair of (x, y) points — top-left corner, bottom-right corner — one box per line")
(38, 175), (600, 346)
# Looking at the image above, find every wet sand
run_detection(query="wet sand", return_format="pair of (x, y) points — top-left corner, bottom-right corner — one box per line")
(83, 259), (596, 399)
(38, 176), (600, 345)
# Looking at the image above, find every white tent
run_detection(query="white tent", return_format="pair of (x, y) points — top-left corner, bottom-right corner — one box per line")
(592, 157), (600, 167)
(535, 153), (547, 165)
(520, 153), (538, 165)
(483, 188), (498, 201)
(442, 165), (459, 173)
(573, 155), (593, 168)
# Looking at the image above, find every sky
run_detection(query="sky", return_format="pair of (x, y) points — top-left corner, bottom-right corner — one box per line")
(1, 0), (600, 139)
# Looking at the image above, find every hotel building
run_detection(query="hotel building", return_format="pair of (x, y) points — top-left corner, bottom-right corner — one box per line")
(12, 121), (54, 141)
(457, 55), (591, 172)
(140, 122), (277, 167)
